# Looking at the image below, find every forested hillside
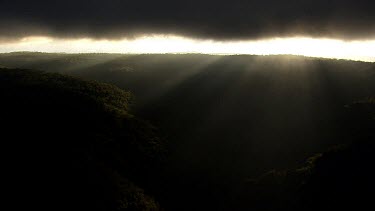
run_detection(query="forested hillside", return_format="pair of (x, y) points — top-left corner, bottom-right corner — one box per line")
(0, 54), (374, 210)
(0, 68), (165, 210)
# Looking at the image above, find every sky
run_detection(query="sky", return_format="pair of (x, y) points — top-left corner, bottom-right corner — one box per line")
(0, 0), (374, 61)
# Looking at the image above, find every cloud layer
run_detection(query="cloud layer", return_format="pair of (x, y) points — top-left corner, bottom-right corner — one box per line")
(0, 0), (374, 41)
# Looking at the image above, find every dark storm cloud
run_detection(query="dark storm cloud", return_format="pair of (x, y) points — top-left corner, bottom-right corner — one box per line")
(0, 0), (374, 41)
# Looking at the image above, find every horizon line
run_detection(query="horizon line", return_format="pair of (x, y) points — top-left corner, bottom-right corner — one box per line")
(2, 51), (374, 63)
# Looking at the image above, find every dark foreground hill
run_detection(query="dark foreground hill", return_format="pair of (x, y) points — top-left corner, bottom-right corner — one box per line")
(236, 98), (375, 210)
(0, 68), (165, 210)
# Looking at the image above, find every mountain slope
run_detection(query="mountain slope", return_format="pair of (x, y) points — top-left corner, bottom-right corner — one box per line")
(0, 68), (165, 210)
(1, 54), (374, 210)
(237, 98), (375, 210)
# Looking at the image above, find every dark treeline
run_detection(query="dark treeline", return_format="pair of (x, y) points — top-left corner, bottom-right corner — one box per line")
(0, 68), (166, 210)
(0, 54), (374, 210)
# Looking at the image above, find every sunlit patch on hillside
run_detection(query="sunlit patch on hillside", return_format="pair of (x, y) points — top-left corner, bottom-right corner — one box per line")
(1, 35), (374, 62)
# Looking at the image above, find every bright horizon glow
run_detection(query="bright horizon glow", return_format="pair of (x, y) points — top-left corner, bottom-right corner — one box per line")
(1, 35), (375, 62)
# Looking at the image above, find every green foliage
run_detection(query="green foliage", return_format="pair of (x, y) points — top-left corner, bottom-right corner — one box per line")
(0, 68), (132, 113)
(1, 53), (374, 210)
(236, 99), (375, 210)
(0, 68), (164, 211)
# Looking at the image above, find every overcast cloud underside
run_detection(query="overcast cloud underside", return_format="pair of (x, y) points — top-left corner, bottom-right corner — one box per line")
(0, 0), (374, 41)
